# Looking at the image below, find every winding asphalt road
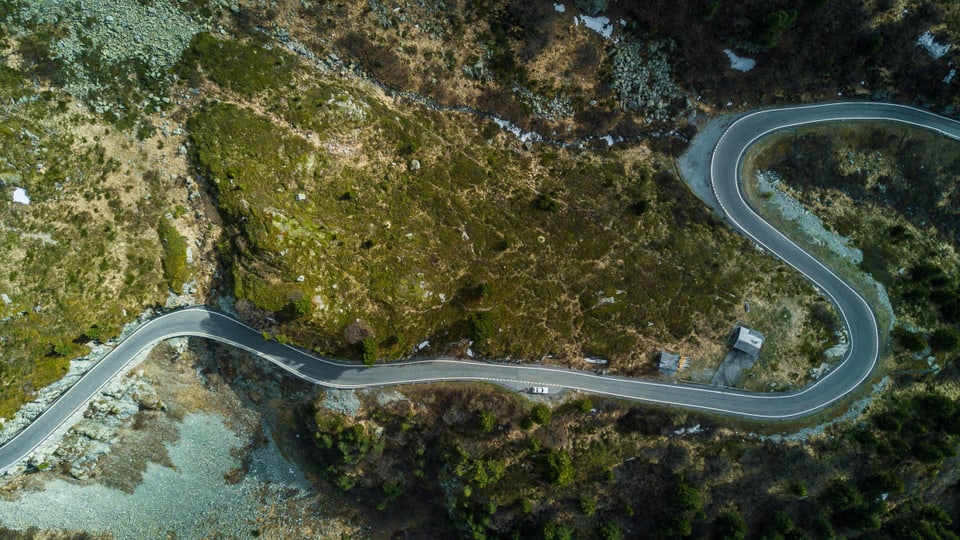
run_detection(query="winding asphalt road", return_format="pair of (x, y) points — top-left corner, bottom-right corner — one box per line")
(2, 102), (959, 476)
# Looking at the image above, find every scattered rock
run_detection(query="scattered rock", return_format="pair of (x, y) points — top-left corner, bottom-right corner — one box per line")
(320, 389), (362, 417)
(344, 318), (374, 345)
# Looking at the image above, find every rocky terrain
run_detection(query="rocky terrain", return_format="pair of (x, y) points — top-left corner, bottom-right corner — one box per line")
(2, 0), (960, 538)
(0, 337), (366, 539)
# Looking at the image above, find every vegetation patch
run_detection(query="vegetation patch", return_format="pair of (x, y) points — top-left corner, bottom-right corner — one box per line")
(749, 123), (960, 374)
(0, 57), (173, 419)
(293, 380), (960, 538)
(158, 218), (190, 294)
(185, 37), (832, 381)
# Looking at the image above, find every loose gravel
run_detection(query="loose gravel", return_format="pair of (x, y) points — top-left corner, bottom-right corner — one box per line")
(0, 413), (311, 539)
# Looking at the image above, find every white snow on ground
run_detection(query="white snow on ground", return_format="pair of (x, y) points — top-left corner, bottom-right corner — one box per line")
(491, 116), (541, 143)
(723, 49), (756, 72)
(918, 31), (951, 59)
(12, 187), (29, 204)
(602, 135), (615, 147)
(944, 69), (956, 84)
(553, 3), (565, 13)
(579, 15), (613, 39)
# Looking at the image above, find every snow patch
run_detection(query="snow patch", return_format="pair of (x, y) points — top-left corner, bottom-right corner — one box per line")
(491, 117), (540, 143)
(553, 3), (565, 13)
(723, 49), (756, 72)
(417, 340), (430, 351)
(12, 187), (30, 205)
(579, 15), (613, 39)
(944, 69), (956, 84)
(674, 424), (703, 436)
(918, 31), (951, 59)
(602, 134), (614, 147)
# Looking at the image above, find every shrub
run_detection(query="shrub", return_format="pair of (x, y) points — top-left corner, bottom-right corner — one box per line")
(531, 403), (552, 425)
(468, 312), (494, 344)
(760, 9), (798, 48)
(714, 511), (748, 540)
(893, 327), (926, 352)
(51, 342), (73, 357)
(542, 522), (574, 540)
(825, 479), (862, 512)
(545, 449), (574, 487)
(578, 495), (596, 516)
(597, 520), (624, 540)
(83, 325), (103, 342)
(532, 193), (560, 212)
(930, 328), (959, 352)
(289, 296), (313, 319)
(361, 337), (378, 366)
(477, 409), (497, 433)
(575, 398), (593, 414)
(473, 282), (492, 300)
(673, 483), (703, 514)
(158, 219), (189, 294)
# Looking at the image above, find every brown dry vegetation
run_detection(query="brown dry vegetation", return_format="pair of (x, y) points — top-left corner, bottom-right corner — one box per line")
(228, 0), (960, 141)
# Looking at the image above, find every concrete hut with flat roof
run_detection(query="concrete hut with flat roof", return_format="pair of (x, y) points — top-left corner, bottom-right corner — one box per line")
(710, 325), (766, 387)
(729, 325), (765, 357)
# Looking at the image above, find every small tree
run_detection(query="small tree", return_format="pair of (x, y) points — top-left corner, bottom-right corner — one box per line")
(531, 403), (552, 425)
(714, 511), (748, 540)
(290, 295), (313, 318)
(83, 325), (103, 342)
(545, 449), (574, 487)
(361, 337), (378, 366)
(468, 312), (494, 344)
(578, 495), (596, 516)
(477, 409), (497, 433)
(576, 398), (593, 414)
(930, 328), (959, 352)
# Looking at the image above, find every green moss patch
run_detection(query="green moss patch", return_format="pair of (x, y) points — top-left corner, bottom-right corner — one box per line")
(158, 218), (190, 294)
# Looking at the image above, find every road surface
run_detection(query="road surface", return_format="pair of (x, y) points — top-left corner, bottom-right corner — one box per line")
(2, 102), (958, 475)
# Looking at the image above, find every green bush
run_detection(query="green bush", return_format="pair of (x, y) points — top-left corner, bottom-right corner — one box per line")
(545, 449), (574, 487)
(531, 403), (552, 425)
(578, 495), (596, 516)
(825, 479), (863, 512)
(542, 522), (574, 540)
(362, 337), (379, 366)
(468, 312), (494, 344)
(714, 511), (748, 540)
(289, 296), (313, 319)
(575, 398), (593, 414)
(532, 193), (560, 212)
(83, 325), (103, 342)
(760, 9), (798, 48)
(158, 219), (189, 294)
(893, 327), (926, 352)
(930, 328), (959, 352)
(477, 409), (497, 433)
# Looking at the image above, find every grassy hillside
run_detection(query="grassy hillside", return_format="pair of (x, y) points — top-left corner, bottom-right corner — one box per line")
(184, 34), (834, 382)
(0, 71), (171, 419)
